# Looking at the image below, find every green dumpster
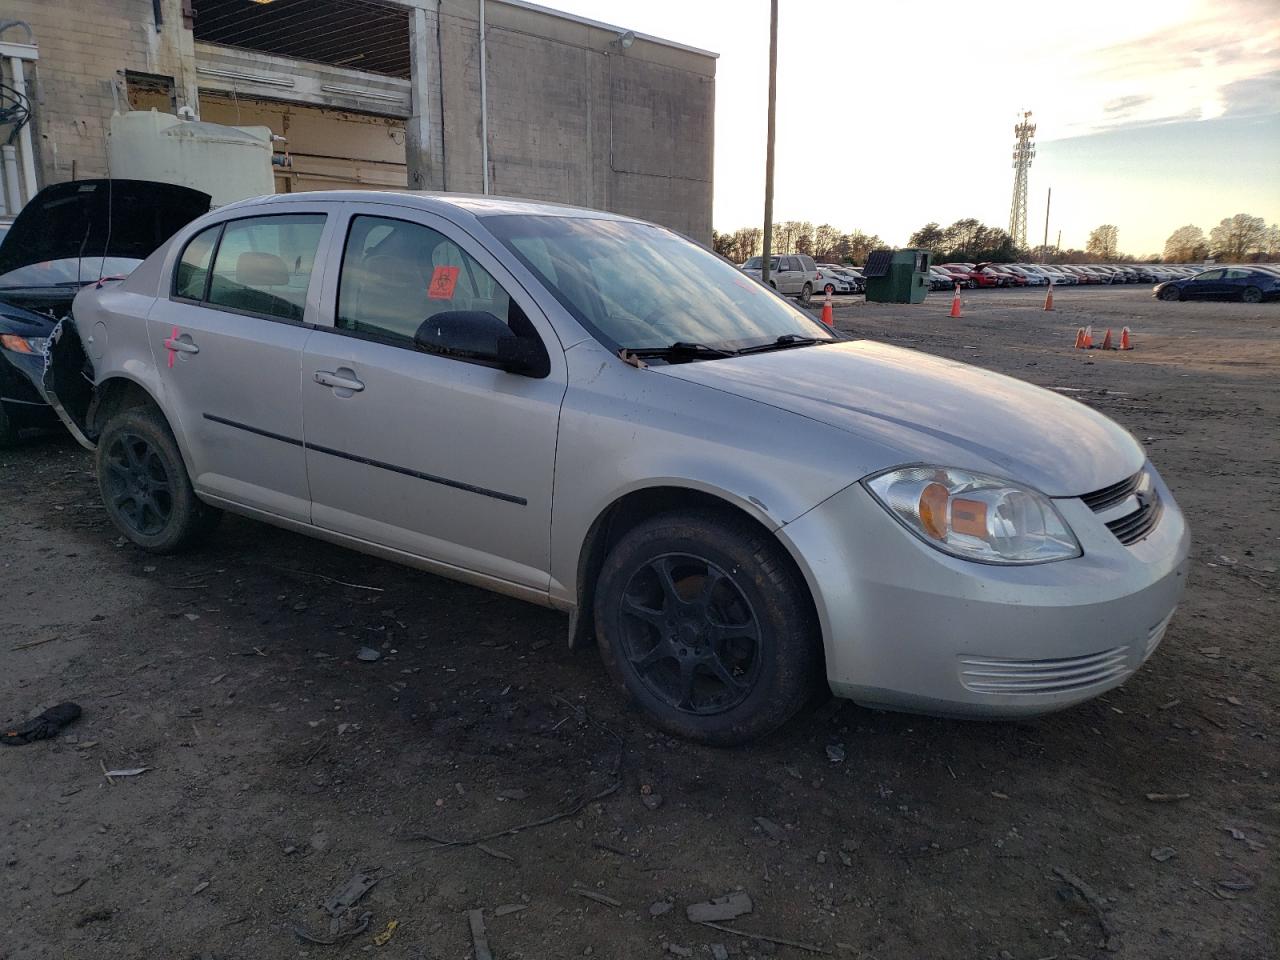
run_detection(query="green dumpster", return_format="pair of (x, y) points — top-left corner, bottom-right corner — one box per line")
(863, 248), (931, 304)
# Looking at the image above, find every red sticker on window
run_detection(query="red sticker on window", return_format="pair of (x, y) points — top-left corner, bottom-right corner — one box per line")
(428, 265), (460, 300)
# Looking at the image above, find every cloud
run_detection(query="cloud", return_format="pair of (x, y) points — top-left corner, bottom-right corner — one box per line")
(1104, 94), (1153, 114)
(1220, 70), (1280, 116)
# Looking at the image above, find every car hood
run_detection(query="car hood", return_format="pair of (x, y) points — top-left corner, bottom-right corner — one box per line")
(0, 179), (211, 277)
(652, 340), (1145, 497)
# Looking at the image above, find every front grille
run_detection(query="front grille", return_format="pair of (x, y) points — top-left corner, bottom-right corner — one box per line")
(1106, 492), (1162, 545)
(1081, 472), (1142, 511)
(958, 647), (1131, 695)
(1082, 469), (1162, 546)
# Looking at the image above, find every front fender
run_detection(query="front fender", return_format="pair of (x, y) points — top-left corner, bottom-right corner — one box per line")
(548, 341), (864, 607)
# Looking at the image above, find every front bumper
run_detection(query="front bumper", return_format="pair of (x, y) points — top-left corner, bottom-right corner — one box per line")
(0, 349), (58, 430)
(779, 465), (1190, 718)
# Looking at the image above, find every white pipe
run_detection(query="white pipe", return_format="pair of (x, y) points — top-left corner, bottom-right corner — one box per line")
(479, 0), (489, 194)
(2, 145), (22, 214)
(8, 56), (38, 202)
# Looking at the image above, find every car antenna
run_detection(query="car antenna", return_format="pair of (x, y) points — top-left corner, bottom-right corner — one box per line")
(75, 219), (92, 287)
(97, 175), (114, 286)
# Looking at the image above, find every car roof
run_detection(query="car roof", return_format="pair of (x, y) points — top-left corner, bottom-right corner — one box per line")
(211, 190), (641, 225)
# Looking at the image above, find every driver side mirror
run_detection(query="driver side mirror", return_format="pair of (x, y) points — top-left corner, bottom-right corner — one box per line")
(413, 311), (549, 378)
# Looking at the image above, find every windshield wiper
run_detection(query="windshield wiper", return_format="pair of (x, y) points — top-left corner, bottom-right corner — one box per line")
(623, 341), (738, 362)
(735, 334), (831, 356)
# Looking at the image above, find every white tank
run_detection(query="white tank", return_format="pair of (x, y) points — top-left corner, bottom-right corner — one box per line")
(108, 110), (276, 207)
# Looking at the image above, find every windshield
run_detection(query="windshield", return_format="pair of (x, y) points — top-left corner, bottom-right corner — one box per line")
(0, 257), (142, 289)
(485, 216), (836, 353)
(741, 256), (780, 271)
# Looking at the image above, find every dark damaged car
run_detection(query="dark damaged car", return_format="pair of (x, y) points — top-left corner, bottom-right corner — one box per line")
(0, 180), (210, 446)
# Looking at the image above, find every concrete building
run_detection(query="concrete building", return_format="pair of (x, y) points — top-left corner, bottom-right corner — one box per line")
(0, 0), (716, 240)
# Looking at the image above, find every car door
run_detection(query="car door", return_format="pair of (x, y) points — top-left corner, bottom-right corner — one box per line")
(1183, 269), (1224, 299)
(148, 210), (333, 521)
(1222, 268), (1252, 299)
(300, 204), (566, 591)
(780, 257), (802, 294)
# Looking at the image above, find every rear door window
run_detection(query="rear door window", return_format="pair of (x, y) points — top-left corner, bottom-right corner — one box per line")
(174, 224), (220, 301)
(206, 214), (327, 322)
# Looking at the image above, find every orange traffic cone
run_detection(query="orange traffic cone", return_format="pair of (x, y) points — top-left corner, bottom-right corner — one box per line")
(1120, 327), (1132, 350)
(949, 285), (962, 318)
(1101, 328), (1113, 350)
(1082, 325), (1094, 349)
(820, 289), (833, 326)
(1074, 327), (1086, 349)
(1043, 282), (1054, 311)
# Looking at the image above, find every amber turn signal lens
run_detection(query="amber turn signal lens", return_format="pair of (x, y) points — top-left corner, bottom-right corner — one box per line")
(0, 334), (34, 354)
(918, 482), (949, 540)
(951, 497), (988, 537)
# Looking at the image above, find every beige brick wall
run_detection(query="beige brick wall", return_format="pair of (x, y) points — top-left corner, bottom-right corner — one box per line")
(5, 0), (196, 184)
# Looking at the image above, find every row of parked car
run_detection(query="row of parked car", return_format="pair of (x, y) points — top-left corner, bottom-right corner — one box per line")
(928, 262), (1203, 290)
(739, 254), (866, 301)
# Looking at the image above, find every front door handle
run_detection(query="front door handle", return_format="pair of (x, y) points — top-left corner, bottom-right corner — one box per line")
(314, 369), (365, 393)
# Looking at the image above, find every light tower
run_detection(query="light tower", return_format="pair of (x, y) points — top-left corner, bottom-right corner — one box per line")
(1008, 111), (1036, 250)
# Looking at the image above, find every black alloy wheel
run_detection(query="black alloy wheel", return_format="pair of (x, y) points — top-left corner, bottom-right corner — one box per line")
(102, 431), (174, 536)
(1158, 285), (1182, 301)
(1241, 286), (1263, 304)
(616, 553), (761, 716)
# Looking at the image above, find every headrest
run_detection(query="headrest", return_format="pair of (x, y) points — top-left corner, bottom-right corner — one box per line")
(236, 251), (289, 287)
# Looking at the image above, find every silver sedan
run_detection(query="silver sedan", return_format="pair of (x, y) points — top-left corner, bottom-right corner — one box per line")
(43, 191), (1189, 744)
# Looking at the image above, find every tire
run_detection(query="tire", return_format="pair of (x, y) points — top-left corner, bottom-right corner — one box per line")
(798, 283), (813, 306)
(0, 404), (18, 449)
(594, 509), (823, 746)
(1158, 285), (1181, 301)
(823, 283), (835, 296)
(1241, 286), (1263, 304)
(96, 406), (221, 553)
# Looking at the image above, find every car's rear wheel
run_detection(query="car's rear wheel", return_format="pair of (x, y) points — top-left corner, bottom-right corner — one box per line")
(823, 283), (835, 296)
(799, 283), (813, 306)
(594, 510), (822, 746)
(96, 406), (221, 553)
(1158, 285), (1181, 301)
(1241, 286), (1263, 304)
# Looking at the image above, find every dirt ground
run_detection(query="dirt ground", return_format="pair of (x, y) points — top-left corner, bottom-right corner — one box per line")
(1, 286), (1275, 960)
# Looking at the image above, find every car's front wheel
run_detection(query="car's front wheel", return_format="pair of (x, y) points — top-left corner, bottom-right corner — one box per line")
(1241, 286), (1263, 304)
(96, 406), (221, 553)
(594, 510), (823, 746)
(1158, 285), (1182, 301)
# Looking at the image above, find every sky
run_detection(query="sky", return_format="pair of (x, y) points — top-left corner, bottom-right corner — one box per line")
(547, 0), (1280, 256)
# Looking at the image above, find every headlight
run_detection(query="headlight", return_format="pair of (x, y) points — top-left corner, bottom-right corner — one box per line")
(864, 466), (1081, 565)
(0, 334), (47, 355)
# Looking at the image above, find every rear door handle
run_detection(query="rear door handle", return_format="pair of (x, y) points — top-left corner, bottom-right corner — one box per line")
(314, 369), (365, 393)
(164, 335), (199, 354)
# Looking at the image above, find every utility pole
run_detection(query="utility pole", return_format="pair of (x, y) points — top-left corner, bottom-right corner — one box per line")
(1008, 110), (1035, 250)
(760, 0), (778, 285)
(1041, 187), (1051, 263)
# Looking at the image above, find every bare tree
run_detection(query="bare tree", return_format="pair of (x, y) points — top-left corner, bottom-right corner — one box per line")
(1163, 225), (1207, 262)
(1209, 214), (1267, 261)
(813, 223), (840, 260)
(1087, 224), (1119, 260)
(1262, 224), (1280, 260)
(730, 226), (762, 262)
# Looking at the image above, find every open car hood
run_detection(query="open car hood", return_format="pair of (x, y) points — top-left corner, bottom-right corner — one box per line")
(0, 179), (211, 278)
